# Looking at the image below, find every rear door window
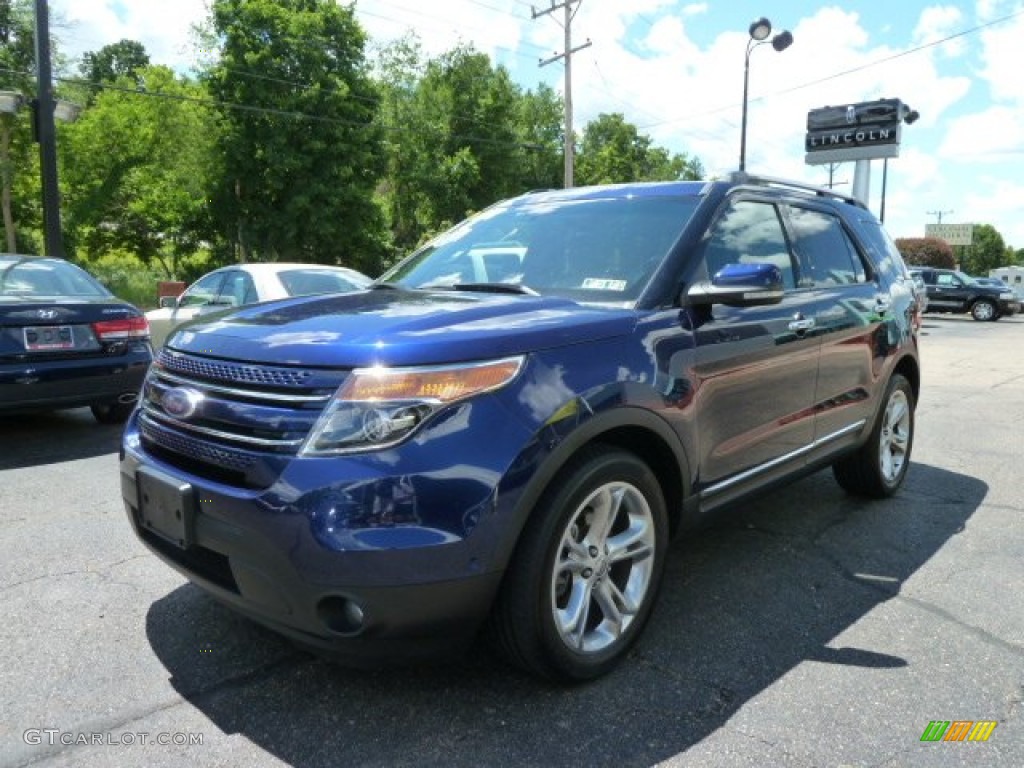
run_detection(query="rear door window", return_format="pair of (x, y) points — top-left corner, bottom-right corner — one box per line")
(787, 207), (868, 287)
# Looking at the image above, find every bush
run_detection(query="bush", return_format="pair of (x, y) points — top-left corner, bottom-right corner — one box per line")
(79, 251), (164, 309)
(895, 237), (956, 269)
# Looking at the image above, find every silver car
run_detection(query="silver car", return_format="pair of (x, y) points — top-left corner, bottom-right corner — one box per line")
(146, 263), (371, 348)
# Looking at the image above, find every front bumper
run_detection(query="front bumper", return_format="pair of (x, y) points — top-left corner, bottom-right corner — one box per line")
(120, 411), (531, 663)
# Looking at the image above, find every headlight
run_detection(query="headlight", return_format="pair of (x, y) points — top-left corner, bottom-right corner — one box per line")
(300, 356), (525, 456)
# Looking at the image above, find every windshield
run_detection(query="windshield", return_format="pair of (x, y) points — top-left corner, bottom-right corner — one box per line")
(0, 256), (111, 299)
(381, 193), (700, 306)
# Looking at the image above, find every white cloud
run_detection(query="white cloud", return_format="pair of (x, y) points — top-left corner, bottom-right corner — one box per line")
(939, 105), (1024, 159)
(913, 5), (966, 57)
(977, 9), (1024, 104)
(52, 0), (209, 71)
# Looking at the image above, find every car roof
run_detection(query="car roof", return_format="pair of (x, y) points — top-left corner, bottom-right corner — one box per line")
(515, 180), (710, 203)
(209, 263), (370, 280)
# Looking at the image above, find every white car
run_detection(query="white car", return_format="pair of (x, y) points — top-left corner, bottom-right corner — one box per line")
(146, 263), (371, 348)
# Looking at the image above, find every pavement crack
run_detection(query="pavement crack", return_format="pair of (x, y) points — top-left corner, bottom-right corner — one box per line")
(895, 593), (1024, 658)
(1, 570), (96, 592)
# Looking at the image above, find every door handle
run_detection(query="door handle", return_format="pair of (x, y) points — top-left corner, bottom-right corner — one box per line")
(788, 317), (816, 332)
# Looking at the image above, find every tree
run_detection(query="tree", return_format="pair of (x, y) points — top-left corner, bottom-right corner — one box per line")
(79, 39), (150, 99)
(576, 113), (704, 185)
(203, 0), (387, 274)
(373, 40), (564, 255)
(61, 65), (221, 278)
(954, 224), (1007, 275)
(894, 237), (955, 269)
(0, 0), (41, 252)
(514, 83), (563, 192)
(411, 46), (528, 227)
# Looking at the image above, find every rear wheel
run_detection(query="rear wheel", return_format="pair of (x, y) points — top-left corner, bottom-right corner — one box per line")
(970, 299), (997, 321)
(491, 446), (668, 682)
(833, 374), (914, 498)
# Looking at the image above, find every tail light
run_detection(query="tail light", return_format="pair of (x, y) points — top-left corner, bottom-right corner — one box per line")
(91, 316), (150, 341)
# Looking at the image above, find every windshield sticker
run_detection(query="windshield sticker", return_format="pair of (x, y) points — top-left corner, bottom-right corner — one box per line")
(581, 278), (628, 291)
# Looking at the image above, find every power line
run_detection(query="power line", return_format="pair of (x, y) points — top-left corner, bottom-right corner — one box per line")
(0, 66), (552, 153)
(638, 8), (1024, 131)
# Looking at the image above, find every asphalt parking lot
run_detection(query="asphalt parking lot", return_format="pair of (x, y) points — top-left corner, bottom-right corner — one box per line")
(2, 313), (1022, 768)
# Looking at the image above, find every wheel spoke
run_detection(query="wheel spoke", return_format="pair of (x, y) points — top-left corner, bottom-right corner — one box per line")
(593, 580), (626, 632)
(586, 487), (620, 549)
(607, 520), (653, 564)
(556, 556), (588, 577)
(891, 430), (909, 450)
(558, 580), (594, 649)
(887, 399), (907, 429)
(880, 444), (895, 480)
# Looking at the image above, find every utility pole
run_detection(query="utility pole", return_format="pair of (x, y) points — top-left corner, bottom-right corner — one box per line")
(533, 1), (591, 188)
(825, 162), (847, 190)
(927, 209), (953, 224)
(33, 0), (63, 257)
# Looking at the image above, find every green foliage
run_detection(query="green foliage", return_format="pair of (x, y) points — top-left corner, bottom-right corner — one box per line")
(80, 249), (214, 309)
(205, 0), (387, 275)
(576, 113), (704, 185)
(374, 40), (566, 256)
(894, 237), (955, 269)
(953, 224), (1008, 275)
(79, 40), (150, 100)
(0, 0), (43, 251)
(60, 65), (220, 278)
(5, 8), (710, 276)
(80, 250), (163, 309)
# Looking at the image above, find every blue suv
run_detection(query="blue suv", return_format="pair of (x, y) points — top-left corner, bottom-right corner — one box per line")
(120, 173), (921, 681)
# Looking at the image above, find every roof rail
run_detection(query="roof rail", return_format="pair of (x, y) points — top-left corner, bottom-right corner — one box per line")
(726, 171), (865, 208)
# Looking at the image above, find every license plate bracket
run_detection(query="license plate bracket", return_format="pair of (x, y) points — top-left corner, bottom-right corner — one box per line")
(23, 325), (73, 351)
(137, 466), (195, 549)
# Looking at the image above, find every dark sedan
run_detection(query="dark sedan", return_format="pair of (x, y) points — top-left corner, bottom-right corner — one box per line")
(1, 254), (153, 423)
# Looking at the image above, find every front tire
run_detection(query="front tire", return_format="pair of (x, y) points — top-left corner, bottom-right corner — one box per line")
(833, 373), (914, 498)
(970, 299), (997, 321)
(91, 400), (135, 424)
(491, 447), (668, 682)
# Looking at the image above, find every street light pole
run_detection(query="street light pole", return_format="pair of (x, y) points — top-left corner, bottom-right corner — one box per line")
(33, 0), (63, 258)
(739, 17), (793, 172)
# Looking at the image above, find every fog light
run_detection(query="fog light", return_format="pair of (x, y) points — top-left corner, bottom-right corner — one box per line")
(317, 595), (365, 635)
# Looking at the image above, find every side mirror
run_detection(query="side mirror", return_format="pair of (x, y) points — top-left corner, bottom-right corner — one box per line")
(684, 262), (784, 307)
(158, 295), (180, 309)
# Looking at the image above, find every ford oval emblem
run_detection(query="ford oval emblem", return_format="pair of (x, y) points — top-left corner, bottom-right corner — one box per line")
(162, 387), (204, 420)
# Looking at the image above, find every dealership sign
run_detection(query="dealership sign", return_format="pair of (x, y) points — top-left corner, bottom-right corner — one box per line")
(925, 223), (974, 246)
(805, 98), (907, 165)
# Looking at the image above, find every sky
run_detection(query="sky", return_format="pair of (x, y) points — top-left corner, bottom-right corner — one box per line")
(49, 0), (1024, 251)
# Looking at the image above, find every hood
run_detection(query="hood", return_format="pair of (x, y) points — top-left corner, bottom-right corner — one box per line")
(165, 288), (636, 367)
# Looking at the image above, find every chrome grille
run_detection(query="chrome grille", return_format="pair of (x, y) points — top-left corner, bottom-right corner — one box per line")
(140, 351), (347, 483)
(139, 414), (256, 472)
(158, 347), (317, 389)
